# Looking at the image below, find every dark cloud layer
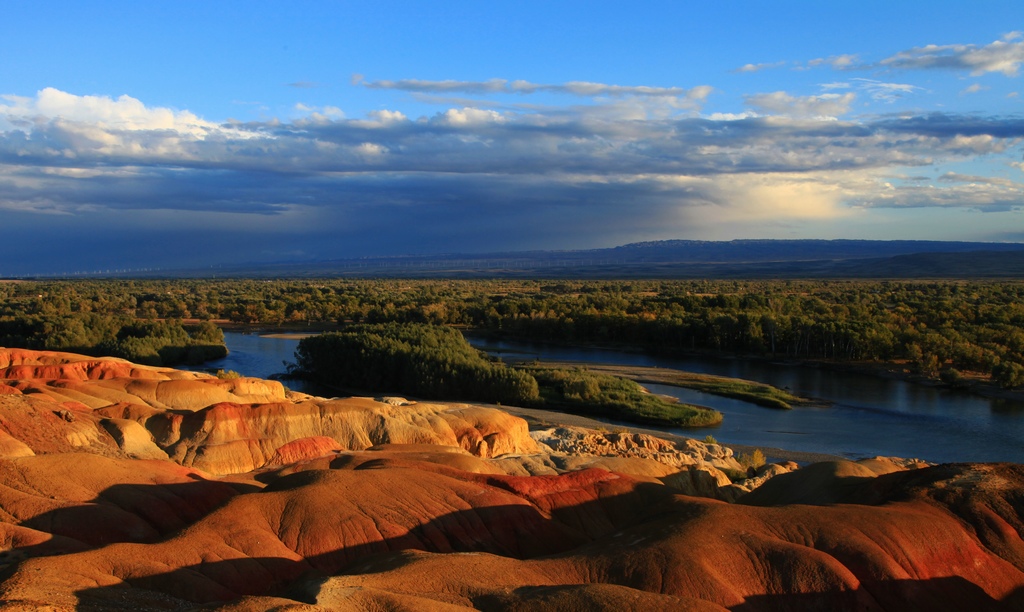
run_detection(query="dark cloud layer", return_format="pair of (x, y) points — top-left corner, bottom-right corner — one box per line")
(1, 83), (1023, 274)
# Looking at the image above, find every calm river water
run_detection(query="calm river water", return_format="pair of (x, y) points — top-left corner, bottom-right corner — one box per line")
(204, 331), (1024, 464)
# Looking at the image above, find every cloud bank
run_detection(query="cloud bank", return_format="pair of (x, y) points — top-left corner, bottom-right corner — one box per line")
(1, 72), (1022, 273)
(354, 76), (713, 100)
(879, 33), (1024, 76)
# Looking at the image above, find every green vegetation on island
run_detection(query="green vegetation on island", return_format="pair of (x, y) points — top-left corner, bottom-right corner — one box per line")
(293, 323), (721, 428)
(542, 364), (805, 409)
(294, 323), (540, 406)
(523, 366), (722, 427)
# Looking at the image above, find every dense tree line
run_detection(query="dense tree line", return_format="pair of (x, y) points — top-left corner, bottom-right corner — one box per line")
(0, 283), (226, 366)
(1, 278), (1023, 388)
(294, 323), (539, 405)
(293, 323), (720, 427)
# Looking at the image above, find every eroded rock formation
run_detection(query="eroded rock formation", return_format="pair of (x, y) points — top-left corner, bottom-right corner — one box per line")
(0, 348), (1019, 610)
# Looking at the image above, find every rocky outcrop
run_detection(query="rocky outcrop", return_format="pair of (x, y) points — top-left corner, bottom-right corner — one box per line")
(0, 347), (1016, 611)
(526, 426), (757, 500)
(0, 349), (537, 475)
(0, 455), (1020, 610)
(531, 426), (744, 471)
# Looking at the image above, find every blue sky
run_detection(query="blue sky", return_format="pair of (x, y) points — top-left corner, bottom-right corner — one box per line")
(2, 1), (1023, 274)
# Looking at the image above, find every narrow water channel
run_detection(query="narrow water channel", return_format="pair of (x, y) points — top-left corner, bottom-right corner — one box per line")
(200, 331), (1024, 464)
(467, 336), (1024, 464)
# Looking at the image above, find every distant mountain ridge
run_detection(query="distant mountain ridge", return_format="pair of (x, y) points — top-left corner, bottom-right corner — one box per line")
(606, 239), (1024, 263)
(27, 239), (1024, 279)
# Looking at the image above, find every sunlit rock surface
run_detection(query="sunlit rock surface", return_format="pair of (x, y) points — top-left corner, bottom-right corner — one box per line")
(0, 348), (1020, 610)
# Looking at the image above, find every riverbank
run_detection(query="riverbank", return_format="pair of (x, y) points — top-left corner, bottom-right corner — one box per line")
(206, 330), (1024, 463)
(490, 403), (844, 465)
(201, 321), (1024, 404)
(468, 329), (1024, 405)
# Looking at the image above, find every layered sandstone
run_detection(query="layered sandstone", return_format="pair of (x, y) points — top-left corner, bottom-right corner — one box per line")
(0, 348), (1019, 610)
(0, 350), (538, 475)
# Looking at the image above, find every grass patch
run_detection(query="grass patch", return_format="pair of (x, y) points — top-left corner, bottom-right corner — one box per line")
(521, 366), (723, 428)
(541, 364), (806, 410)
(669, 374), (797, 410)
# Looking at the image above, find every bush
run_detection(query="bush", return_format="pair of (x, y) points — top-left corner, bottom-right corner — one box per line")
(737, 449), (766, 470)
(939, 368), (969, 388)
(993, 362), (1024, 389)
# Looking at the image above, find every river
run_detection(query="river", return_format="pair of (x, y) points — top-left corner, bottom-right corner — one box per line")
(203, 331), (1024, 464)
(186, 331), (321, 395)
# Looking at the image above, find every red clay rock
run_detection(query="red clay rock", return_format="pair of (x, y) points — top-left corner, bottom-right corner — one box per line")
(266, 436), (343, 466)
(0, 348), (1021, 611)
(0, 350), (539, 475)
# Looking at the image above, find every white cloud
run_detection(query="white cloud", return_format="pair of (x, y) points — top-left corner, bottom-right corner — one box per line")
(357, 76), (710, 100)
(960, 83), (988, 95)
(0, 88), (261, 162)
(733, 61), (786, 73)
(356, 142), (387, 157)
(3, 85), (1024, 239)
(821, 79), (921, 102)
(745, 91), (855, 119)
(363, 77), (509, 95)
(864, 175), (1024, 211)
(294, 103), (345, 122)
(848, 78), (922, 102)
(685, 85), (714, 102)
(6, 80), (1024, 273)
(354, 109), (408, 127)
(808, 54), (859, 69)
(432, 107), (506, 126)
(704, 111), (759, 121)
(938, 171), (1018, 187)
(0, 88), (222, 136)
(879, 35), (1024, 76)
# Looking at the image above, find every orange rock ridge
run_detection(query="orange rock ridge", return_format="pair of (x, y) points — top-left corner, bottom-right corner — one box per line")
(0, 347), (1019, 610)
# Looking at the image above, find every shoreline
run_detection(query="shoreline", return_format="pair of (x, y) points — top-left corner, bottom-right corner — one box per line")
(517, 361), (816, 410)
(203, 319), (1023, 405)
(492, 403), (846, 465)
(465, 329), (1024, 405)
(203, 322), (1018, 463)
